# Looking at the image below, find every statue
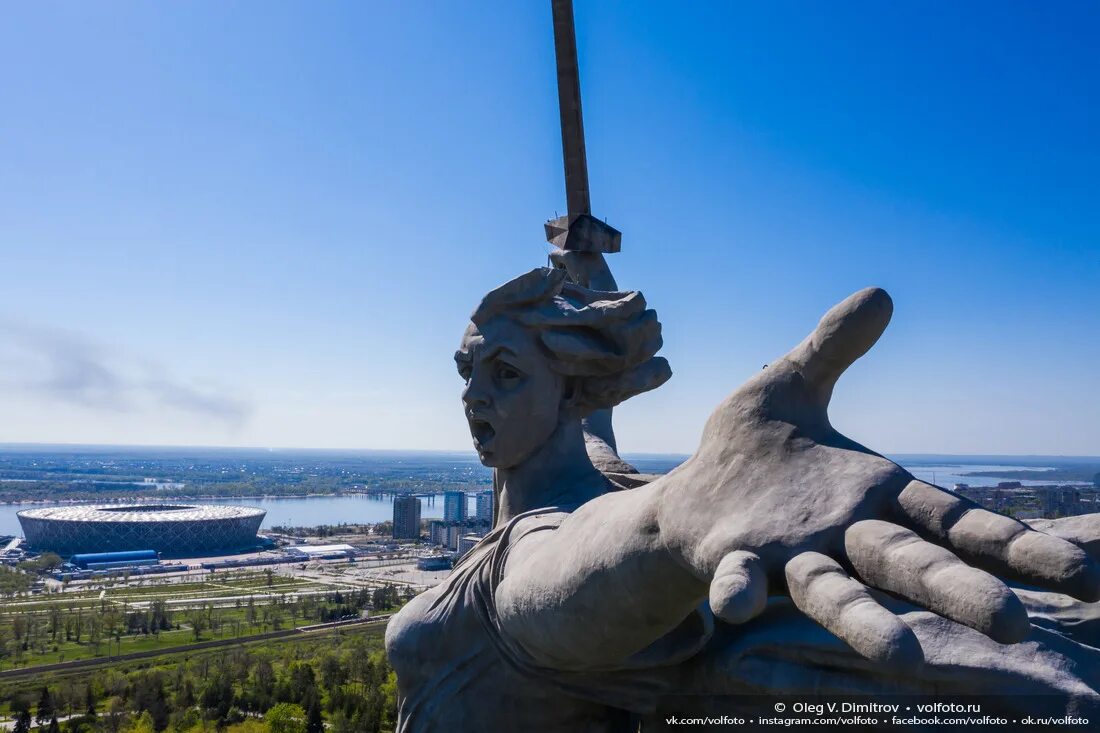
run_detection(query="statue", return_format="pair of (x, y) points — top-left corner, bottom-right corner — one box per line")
(385, 265), (1100, 731)
(385, 4), (1099, 728)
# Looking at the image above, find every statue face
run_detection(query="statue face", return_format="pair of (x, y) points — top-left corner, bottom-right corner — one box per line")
(456, 318), (565, 469)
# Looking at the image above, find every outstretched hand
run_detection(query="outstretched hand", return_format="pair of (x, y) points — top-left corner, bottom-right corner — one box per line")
(657, 288), (1100, 669)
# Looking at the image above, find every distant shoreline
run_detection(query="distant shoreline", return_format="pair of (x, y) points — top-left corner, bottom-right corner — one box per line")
(0, 490), (422, 507)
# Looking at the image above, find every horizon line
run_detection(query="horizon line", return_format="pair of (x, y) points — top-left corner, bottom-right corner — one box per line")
(0, 441), (1096, 462)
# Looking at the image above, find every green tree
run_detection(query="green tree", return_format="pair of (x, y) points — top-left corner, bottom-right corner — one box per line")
(35, 686), (55, 727)
(85, 684), (98, 717)
(122, 711), (156, 733)
(11, 697), (32, 733)
(318, 653), (346, 691)
(104, 696), (127, 733)
(265, 703), (306, 733)
(200, 669), (236, 722)
(305, 697), (323, 733)
(18, 552), (63, 572)
(131, 671), (170, 730)
(275, 662), (317, 706)
(11, 711), (31, 733)
(187, 609), (207, 641)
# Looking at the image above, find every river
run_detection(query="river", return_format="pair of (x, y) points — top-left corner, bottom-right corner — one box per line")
(0, 456), (1087, 538)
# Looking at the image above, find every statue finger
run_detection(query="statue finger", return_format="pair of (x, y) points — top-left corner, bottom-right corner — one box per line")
(845, 519), (1030, 643)
(785, 551), (923, 670)
(708, 550), (767, 624)
(897, 480), (1100, 602)
(1026, 514), (1100, 556)
(785, 287), (893, 403)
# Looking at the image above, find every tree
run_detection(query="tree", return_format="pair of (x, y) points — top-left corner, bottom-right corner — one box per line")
(122, 711), (156, 733)
(36, 685), (56, 727)
(85, 684), (98, 717)
(318, 653), (346, 691)
(245, 658), (276, 712)
(149, 598), (171, 634)
(131, 671), (170, 730)
(12, 711), (31, 733)
(187, 609), (207, 641)
(104, 696), (127, 733)
(280, 662), (316, 706)
(11, 696), (32, 733)
(200, 669), (236, 722)
(18, 552), (63, 572)
(305, 697), (323, 733)
(265, 703), (306, 733)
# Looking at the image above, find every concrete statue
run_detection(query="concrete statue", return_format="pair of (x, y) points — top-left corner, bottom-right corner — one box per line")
(385, 262), (1100, 731)
(386, 3), (1099, 728)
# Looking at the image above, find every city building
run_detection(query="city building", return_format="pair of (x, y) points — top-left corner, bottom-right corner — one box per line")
(444, 491), (468, 523)
(476, 490), (494, 523)
(1041, 489), (1058, 517)
(417, 555), (452, 571)
(429, 520), (448, 547)
(70, 549), (159, 570)
(446, 524), (464, 551)
(283, 543), (357, 560)
(458, 534), (484, 557)
(427, 517), (493, 551)
(393, 496), (422, 540)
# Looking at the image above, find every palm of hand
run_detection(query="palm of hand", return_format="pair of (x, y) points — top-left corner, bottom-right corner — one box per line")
(657, 288), (1099, 668)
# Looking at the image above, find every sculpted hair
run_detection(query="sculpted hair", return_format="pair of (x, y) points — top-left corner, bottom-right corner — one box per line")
(463, 267), (671, 413)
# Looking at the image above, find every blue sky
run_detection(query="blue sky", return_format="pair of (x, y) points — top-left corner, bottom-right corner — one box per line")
(0, 1), (1097, 454)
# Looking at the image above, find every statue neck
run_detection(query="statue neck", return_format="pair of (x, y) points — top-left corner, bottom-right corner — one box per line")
(494, 418), (608, 523)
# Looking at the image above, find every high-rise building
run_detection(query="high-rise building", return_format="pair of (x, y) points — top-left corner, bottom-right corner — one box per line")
(393, 496), (422, 540)
(429, 520), (448, 547)
(1059, 488), (1081, 516)
(475, 490), (494, 524)
(446, 524), (464, 551)
(444, 491), (468, 523)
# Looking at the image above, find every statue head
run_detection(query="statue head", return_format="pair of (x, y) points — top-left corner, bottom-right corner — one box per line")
(456, 268), (671, 468)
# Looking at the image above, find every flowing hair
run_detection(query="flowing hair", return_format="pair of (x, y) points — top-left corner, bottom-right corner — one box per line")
(460, 267), (671, 415)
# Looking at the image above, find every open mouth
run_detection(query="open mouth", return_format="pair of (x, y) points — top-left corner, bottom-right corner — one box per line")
(469, 417), (496, 448)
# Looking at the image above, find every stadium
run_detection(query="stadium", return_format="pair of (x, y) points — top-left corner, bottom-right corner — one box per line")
(17, 504), (266, 557)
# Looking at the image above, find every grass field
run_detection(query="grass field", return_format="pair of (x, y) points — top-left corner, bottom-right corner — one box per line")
(0, 568), (398, 671)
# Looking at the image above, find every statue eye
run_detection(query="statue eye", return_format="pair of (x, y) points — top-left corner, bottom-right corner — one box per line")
(495, 363), (522, 383)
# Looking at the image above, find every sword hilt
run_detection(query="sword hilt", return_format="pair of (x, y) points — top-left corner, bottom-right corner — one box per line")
(548, 0), (621, 254)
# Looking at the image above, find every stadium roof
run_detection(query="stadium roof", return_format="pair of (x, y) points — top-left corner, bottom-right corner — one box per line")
(18, 504), (264, 523)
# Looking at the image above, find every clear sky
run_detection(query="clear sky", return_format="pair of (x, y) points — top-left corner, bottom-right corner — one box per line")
(1, 2), (1097, 455)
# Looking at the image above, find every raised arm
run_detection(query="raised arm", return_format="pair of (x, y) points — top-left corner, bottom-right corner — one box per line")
(494, 288), (1100, 671)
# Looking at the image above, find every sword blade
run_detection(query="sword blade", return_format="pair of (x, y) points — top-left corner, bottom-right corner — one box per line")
(551, 0), (590, 218)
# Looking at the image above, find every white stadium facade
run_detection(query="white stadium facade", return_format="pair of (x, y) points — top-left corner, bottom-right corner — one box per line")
(17, 504), (266, 556)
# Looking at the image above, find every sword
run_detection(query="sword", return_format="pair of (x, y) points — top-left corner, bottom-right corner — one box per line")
(544, 0), (621, 256)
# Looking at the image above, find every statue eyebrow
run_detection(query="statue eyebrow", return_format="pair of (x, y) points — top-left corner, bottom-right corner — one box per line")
(482, 345), (518, 362)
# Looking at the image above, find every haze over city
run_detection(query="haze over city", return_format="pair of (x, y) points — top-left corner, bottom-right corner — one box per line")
(1, 2), (1097, 455)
